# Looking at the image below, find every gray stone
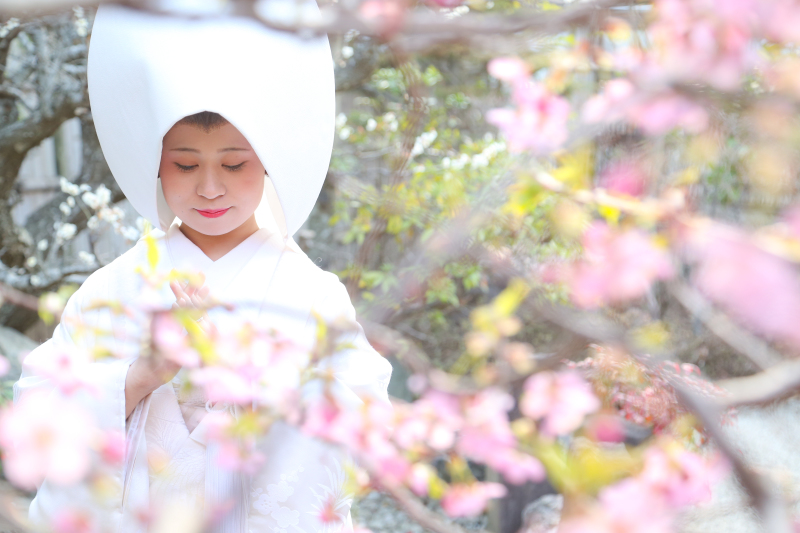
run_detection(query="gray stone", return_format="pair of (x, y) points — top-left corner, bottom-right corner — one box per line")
(518, 494), (562, 533)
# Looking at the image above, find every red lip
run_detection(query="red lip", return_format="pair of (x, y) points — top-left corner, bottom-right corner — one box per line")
(196, 208), (230, 218)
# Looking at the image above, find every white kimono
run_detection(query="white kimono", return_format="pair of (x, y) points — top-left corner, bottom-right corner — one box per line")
(14, 223), (393, 533)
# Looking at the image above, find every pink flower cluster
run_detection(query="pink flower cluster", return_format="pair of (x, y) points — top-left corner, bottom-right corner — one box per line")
(689, 223), (800, 349)
(561, 446), (726, 533)
(648, 0), (759, 91)
(0, 392), (94, 489)
(152, 316), (310, 412)
(303, 386), (546, 517)
(486, 57), (571, 154)
(582, 79), (708, 136)
(558, 222), (674, 308)
(520, 371), (600, 437)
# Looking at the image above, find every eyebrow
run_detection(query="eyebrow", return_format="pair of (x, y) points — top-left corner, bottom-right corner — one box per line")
(169, 147), (250, 153)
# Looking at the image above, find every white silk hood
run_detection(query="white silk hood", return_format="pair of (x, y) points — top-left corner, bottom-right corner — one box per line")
(87, 4), (335, 237)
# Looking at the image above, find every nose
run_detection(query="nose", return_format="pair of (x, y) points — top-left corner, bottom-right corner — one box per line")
(196, 167), (226, 200)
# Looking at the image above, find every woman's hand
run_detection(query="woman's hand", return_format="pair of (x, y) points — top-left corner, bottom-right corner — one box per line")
(169, 274), (214, 334)
(125, 274), (212, 418)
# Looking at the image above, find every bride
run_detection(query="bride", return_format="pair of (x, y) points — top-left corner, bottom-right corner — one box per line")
(13, 3), (392, 533)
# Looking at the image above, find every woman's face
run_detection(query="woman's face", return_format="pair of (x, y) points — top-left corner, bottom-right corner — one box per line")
(159, 122), (265, 236)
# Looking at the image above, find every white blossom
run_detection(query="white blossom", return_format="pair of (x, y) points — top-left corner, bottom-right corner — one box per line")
(57, 223), (77, 241)
(66, 196), (75, 208)
(121, 226), (140, 241)
(341, 46), (354, 59)
(410, 130), (438, 157)
(0, 18), (19, 39)
(336, 113), (347, 128)
(470, 154), (489, 168)
(30, 274), (42, 287)
(383, 112), (399, 132)
(87, 216), (99, 230)
(79, 184), (91, 193)
(59, 202), (71, 216)
(366, 119), (377, 132)
(59, 177), (80, 196)
(339, 127), (352, 140)
(78, 251), (97, 266)
(37, 239), (48, 251)
(95, 184), (111, 206)
(81, 191), (100, 209)
(25, 256), (37, 268)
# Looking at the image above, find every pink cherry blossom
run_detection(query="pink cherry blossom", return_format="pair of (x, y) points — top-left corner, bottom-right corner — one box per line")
(152, 312), (200, 368)
(24, 346), (98, 397)
(647, 0), (759, 91)
(490, 448), (546, 485)
(583, 80), (708, 135)
(440, 482), (507, 518)
(639, 447), (726, 508)
(599, 161), (646, 197)
(191, 366), (255, 405)
(0, 392), (95, 489)
(486, 80), (570, 154)
(520, 370), (600, 436)
(563, 222), (674, 308)
(690, 223), (800, 348)
(394, 390), (461, 452)
(204, 411), (265, 474)
(96, 430), (126, 466)
(51, 509), (97, 533)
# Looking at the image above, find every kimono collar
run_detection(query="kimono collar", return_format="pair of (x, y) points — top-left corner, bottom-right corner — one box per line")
(87, 3), (335, 239)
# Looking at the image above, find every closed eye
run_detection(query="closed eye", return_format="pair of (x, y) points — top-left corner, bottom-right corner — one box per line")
(175, 163), (198, 173)
(223, 162), (246, 172)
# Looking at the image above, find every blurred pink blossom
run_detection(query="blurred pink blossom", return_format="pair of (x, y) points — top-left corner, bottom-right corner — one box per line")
(51, 509), (97, 533)
(583, 414), (626, 443)
(97, 430), (125, 466)
(639, 447), (725, 507)
(440, 482), (507, 518)
(204, 411), (265, 474)
(486, 77), (570, 154)
(24, 346), (98, 397)
(690, 223), (800, 348)
(648, 0), (759, 91)
(562, 222), (674, 308)
(583, 80), (708, 135)
(394, 390), (461, 452)
(192, 366), (255, 405)
(599, 161), (647, 197)
(520, 370), (600, 436)
(152, 313), (200, 368)
(0, 392), (94, 489)
(490, 449), (546, 485)
(0, 355), (9, 377)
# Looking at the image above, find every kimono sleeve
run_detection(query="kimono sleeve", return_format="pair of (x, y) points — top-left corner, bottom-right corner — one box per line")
(247, 272), (392, 533)
(307, 271), (393, 407)
(12, 266), (136, 530)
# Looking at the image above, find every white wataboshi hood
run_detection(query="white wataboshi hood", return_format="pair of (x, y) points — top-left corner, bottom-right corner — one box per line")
(87, 3), (335, 238)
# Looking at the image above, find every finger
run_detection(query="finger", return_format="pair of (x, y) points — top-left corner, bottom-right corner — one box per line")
(170, 281), (181, 299)
(198, 285), (210, 299)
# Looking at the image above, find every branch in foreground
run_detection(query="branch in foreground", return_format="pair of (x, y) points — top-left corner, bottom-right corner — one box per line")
(376, 478), (492, 533)
(669, 281), (783, 371)
(533, 303), (793, 533)
(0, 0), (628, 48)
(0, 281), (39, 312)
(715, 359), (800, 408)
